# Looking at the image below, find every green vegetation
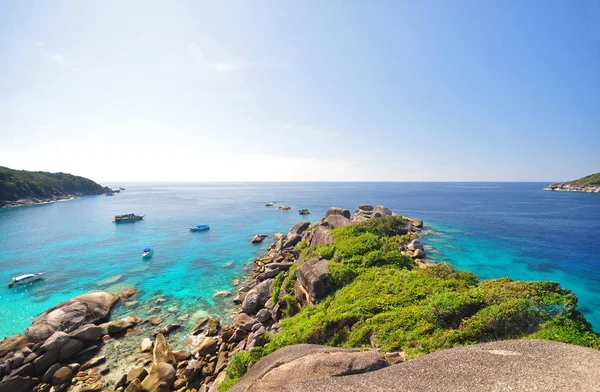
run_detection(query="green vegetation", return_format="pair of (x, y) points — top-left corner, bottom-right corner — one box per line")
(0, 166), (109, 204)
(567, 172), (600, 187)
(220, 215), (600, 390)
(271, 272), (285, 304)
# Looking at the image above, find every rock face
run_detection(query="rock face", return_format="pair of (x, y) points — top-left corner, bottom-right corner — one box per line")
(25, 291), (119, 342)
(323, 214), (354, 229)
(288, 220), (310, 237)
(324, 207), (351, 219)
(307, 226), (334, 247)
(294, 258), (329, 306)
(141, 334), (176, 392)
(372, 205), (392, 217)
(231, 340), (600, 392)
(241, 279), (274, 314)
(229, 344), (389, 392)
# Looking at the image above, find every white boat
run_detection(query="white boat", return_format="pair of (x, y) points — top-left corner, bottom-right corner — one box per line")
(142, 247), (154, 258)
(8, 273), (44, 288)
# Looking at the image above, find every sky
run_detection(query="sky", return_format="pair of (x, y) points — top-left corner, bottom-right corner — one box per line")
(1, 0), (599, 182)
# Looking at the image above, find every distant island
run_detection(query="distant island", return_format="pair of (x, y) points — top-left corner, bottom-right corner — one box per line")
(0, 166), (110, 207)
(545, 173), (600, 193)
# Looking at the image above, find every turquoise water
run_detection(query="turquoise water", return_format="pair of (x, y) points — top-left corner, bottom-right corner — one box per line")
(0, 182), (599, 338)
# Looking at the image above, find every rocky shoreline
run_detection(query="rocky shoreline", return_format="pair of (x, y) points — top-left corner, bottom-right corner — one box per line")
(1, 196), (77, 208)
(544, 182), (600, 193)
(0, 204), (426, 392)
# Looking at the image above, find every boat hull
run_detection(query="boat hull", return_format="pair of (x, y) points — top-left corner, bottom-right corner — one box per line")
(114, 217), (144, 223)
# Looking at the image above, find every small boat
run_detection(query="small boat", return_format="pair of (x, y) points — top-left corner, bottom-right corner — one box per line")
(142, 247), (154, 258)
(265, 202), (275, 207)
(8, 273), (44, 288)
(113, 213), (144, 223)
(190, 224), (210, 232)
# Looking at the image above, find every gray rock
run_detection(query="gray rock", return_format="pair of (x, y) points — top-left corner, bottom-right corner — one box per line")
(57, 338), (84, 361)
(407, 239), (424, 251)
(241, 279), (274, 315)
(288, 220), (311, 237)
(256, 308), (271, 323)
(43, 363), (62, 383)
(324, 207), (351, 219)
(372, 205), (392, 217)
(233, 313), (258, 332)
(41, 331), (70, 353)
(25, 291), (119, 342)
(229, 344), (388, 392)
(52, 366), (73, 385)
(0, 375), (32, 392)
(323, 214), (354, 228)
(234, 340), (600, 392)
(265, 262), (293, 271)
(251, 234), (267, 244)
(308, 226), (334, 247)
(10, 363), (33, 377)
(358, 204), (373, 211)
(294, 258), (329, 306)
(257, 269), (280, 282)
(282, 233), (302, 249)
(68, 324), (103, 342)
(411, 218), (423, 228)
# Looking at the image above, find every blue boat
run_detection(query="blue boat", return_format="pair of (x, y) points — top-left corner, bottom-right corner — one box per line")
(142, 247), (154, 258)
(190, 224), (210, 232)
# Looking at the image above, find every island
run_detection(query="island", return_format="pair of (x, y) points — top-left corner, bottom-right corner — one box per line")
(544, 172), (600, 193)
(0, 166), (110, 207)
(1, 204), (599, 392)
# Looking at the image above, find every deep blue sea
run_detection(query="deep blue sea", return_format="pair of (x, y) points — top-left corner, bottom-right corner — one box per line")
(1, 182), (599, 339)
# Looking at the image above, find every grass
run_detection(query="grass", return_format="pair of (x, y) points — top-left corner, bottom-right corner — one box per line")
(219, 215), (600, 390)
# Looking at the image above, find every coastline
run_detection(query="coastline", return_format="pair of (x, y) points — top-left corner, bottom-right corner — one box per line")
(544, 183), (600, 193)
(1, 195), (78, 208)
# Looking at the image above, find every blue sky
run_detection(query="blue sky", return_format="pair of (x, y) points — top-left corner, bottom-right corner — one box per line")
(1, 0), (599, 181)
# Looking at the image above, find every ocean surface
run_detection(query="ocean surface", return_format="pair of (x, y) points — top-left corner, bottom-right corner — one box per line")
(0, 182), (599, 340)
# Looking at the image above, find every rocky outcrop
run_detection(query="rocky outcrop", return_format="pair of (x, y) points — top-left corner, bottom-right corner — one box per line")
(307, 225), (334, 247)
(324, 207), (351, 219)
(251, 234), (267, 244)
(372, 205), (392, 217)
(323, 214), (354, 228)
(229, 344), (389, 392)
(231, 340), (600, 392)
(241, 279), (274, 314)
(298, 209), (310, 215)
(25, 291), (119, 342)
(294, 258), (329, 306)
(141, 333), (176, 391)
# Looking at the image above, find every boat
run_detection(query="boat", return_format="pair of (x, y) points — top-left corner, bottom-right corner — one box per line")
(8, 273), (44, 288)
(265, 202), (275, 207)
(142, 247), (154, 258)
(190, 224), (210, 232)
(105, 192), (115, 197)
(113, 213), (144, 223)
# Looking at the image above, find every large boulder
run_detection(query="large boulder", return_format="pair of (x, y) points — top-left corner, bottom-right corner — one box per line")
(294, 258), (329, 306)
(323, 214), (354, 229)
(105, 315), (141, 334)
(288, 220), (311, 237)
(229, 344), (388, 392)
(0, 375), (32, 392)
(251, 235), (267, 244)
(69, 324), (103, 342)
(153, 333), (175, 365)
(232, 340), (600, 392)
(308, 226), (334, 247)
(241, 279), (274, 315)
(25, 291), (119, 342)
(140, 362), (175, 392)
(0, 335), (29, 358)
(282, 233), (302, 249)
(324, 207), (351, 220)
(372, 205), (392, 217)
(407, 240), (424, 251)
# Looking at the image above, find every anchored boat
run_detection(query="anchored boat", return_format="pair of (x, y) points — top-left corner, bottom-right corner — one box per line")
(113, 213), (144, 223)
(8, 273), (44, 288)
(190, 224), (210, 232)
(142, 247), (154, 259)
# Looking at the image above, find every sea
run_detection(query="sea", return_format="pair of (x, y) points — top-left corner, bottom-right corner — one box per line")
(0, 182), (599, 340)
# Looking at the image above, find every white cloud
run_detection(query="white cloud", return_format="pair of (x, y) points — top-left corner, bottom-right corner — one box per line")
(51, 53), (69, 67)
(34, 40), (44, 47)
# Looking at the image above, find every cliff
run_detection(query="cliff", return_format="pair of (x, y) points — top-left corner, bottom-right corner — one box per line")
(0, 166), (110, 206)
(545, 172), (600, 193)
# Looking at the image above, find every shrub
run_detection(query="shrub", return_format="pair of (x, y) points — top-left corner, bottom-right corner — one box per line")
(271, 272), (285, 303)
